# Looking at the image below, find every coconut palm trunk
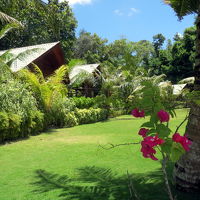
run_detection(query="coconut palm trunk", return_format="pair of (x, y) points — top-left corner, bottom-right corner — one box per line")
(173, 5), (200, 192)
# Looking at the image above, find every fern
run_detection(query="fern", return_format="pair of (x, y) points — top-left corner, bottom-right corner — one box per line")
(47, 65), (68, 96)
(30, 63), (45, 83)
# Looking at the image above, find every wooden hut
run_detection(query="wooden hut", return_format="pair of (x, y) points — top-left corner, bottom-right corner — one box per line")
(69, 64), (101, 97)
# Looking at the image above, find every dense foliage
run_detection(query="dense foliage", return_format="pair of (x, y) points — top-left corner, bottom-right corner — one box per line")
(73, 28), (196, 83)
(0, 57), (108, 142)
(0, 3), (196, 144)
(0, 1), (196, 83)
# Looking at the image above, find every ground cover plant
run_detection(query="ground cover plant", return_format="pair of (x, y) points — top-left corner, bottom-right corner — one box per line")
(0, 109), (199, 200)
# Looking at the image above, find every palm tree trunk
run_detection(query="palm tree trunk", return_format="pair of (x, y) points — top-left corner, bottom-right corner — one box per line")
(173, 7), (200, 192)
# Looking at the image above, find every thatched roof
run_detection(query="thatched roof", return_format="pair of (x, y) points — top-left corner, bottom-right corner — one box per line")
(69, 64), (100, 84)
(0, 42), (60, 72)
(172, 84), (187, 95)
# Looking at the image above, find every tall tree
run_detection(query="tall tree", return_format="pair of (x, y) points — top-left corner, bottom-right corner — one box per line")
(73, 30), (108, 64)
(149, 34), (171, 76)
(164, 0), (200, 191)
(153, 33), (166, 57)
(168, 26), (195, 82)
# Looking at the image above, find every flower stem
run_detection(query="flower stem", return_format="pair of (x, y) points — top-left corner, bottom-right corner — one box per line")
(161, 153), (174, 200)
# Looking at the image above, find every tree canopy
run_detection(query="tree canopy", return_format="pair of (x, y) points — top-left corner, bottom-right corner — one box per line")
(0, 0), (77, 62)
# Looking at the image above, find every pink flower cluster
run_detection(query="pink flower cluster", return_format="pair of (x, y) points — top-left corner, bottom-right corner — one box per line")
(131, 108), (145, 118)
(157, 110), (170, 123)
(172, 133), (192, 151)
(132, 108), (170, 122)
(132, 108), (192, 161)
(141, 136), (165, 160)
(138, 126), (164, 161)
(138, 128), (149, 138)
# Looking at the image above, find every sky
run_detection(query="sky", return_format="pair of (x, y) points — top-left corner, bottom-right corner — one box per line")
(47, 0), (196, 43)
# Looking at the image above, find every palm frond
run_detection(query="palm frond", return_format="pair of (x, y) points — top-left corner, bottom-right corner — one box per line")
(0, 23), (21, 39)
(47, 65), (68, 95)
(7, 48), (42, 67)
(152, 74), (166, 85)
(70, 69), (97, 87)
(0, 59), (13, 78)
(48, 65), (68, 84)
(0, 11), (23, 26)
(30, 63), (45, 83)
(0, 50), (13, 64)
(164, 0), (199, 19)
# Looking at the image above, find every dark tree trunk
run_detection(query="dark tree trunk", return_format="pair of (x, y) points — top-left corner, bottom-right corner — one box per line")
(173, 7), (200, 192)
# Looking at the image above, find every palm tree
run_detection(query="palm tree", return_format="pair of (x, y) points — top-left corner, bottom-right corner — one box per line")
(164, 0), (200, 192)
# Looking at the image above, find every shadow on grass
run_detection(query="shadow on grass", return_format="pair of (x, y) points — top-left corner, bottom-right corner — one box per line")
(43, 128), (61, 135)
(32, 164), (200, 200)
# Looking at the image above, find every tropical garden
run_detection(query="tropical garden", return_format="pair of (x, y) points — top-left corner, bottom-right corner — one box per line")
(0, 0), (200, 200)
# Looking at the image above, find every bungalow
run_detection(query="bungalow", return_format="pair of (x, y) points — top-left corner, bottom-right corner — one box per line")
(68, 63), (101, 97)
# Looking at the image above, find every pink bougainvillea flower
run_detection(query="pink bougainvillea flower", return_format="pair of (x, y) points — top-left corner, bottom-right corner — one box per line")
(141, 144), (158, 161)
(172, 133), (182, 143)
(143, 135), (165, 147)
(181, 137), (192, 151)
(132, 108), (145, 118)
(140, 135), (164, 161)
(138, 128), (149, 138)
(172, 133), (192, 151)
(157, 110), (170, 123)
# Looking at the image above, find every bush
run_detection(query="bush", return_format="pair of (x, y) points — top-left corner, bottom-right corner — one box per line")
(47, 96), (76, 127)
(75, 108), (108, 125)
(0, 112), (22, 142)
(109, 109), (125, 118)
(0, 63), (111, 143)
(23, 111), (44, 136)
(71, 97), (96, 109)
(64, 112), (78, 127)
(0, 79), (45, 142)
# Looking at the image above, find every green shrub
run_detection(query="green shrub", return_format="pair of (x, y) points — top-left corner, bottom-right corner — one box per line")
(0, 112), (22, 142)
(0, 112), (9, 142)
(0, 112), (9, 130)
(0, 79), (45, 142)
(71, 97), (96, 109)
(25, 111), (44, 136)
(64, 112), (78, 127)
(75, 108), (108, 125)
(7, 113), (22, 140)
(109, 109), (125, 118)
(48, 96), (76, 127)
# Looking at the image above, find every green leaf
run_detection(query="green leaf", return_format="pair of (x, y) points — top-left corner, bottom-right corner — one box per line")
(146, 129), (157, 135)
(156, 124), (171, 138)
(171, 142), (185, 162)
(150, 114), (159, 124)
(160, 139), (173, 155)
(140, 121), (154, 128)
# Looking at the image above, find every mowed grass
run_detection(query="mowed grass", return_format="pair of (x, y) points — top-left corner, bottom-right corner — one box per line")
(0, 109), (199, 200)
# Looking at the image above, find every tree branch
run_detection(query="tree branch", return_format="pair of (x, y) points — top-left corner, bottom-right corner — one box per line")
(174, 114), (188, 133)
(99, 142), (140, 150)
(161, 152), (175, 200)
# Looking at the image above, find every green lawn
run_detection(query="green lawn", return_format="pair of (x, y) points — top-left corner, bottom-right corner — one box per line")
(0, 109), (199, 200)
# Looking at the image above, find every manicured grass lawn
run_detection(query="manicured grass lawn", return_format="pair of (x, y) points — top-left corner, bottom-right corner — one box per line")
(0, 109), (199, 200)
